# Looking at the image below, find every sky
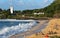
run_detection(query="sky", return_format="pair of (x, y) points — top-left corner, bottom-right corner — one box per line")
(0, 0), (54, 10)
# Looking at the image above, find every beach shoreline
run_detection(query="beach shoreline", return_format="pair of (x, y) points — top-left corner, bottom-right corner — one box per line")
(9, 18), (60, 38)
(9, 20), (49, 38)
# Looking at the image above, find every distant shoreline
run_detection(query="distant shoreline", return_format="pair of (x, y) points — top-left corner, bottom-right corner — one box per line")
(0, 17), (60, 20)
(0, 17), (50, 20)
(0, 19), (35, 21)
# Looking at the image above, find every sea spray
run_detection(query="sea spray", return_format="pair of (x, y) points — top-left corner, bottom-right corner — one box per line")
(0, 20), (38, 38)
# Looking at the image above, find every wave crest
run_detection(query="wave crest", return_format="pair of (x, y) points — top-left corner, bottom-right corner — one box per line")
(0, 20), (37, 38)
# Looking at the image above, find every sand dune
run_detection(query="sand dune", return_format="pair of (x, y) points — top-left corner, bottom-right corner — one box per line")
(42, 18), (60, 36)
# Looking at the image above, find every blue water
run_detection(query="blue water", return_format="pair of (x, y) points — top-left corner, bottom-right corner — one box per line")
(0, 20), (38, 38)
(0, 21), (31, 29)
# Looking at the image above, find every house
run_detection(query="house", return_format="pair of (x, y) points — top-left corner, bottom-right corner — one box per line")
(34, 12), (44, 15)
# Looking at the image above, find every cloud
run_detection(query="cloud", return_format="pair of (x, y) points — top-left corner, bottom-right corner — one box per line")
(44, 0), (48, 3)
(17, 0), (25, 5)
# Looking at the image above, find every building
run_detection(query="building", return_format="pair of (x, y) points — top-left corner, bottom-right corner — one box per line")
(10, 6), (13, 14)
(34, 12), (44, 15)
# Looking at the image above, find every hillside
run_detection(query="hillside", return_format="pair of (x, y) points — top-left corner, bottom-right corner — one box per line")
(43, 0), (60, 17)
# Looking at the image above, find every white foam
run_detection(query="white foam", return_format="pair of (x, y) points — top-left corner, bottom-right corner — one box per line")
(0, 19), (34, 22)
(0, 21), (37, 38)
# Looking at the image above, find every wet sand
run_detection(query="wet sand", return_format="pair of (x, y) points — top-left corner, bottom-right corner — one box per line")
(9, 20), (49, 38)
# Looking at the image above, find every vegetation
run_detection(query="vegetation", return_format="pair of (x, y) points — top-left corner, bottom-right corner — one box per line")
(43, 0), (60, 17)
(0, 0), (60, 19)
(50, 36), (60, 38)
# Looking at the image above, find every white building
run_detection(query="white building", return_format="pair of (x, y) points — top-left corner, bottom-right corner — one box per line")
(34, 12), (44, 15)
(10, 6), (13, 14)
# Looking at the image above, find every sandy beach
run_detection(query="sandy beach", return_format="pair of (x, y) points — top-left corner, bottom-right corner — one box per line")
(26, 18), (60, 38)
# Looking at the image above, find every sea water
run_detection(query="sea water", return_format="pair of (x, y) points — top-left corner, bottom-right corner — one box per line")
(0, 19), (38, 38)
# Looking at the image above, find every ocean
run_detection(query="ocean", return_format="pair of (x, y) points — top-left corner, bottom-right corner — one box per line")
(0, 19), (38, 38)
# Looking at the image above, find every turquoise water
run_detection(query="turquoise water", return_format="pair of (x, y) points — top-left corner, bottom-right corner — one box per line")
(0, 20), (38, 38)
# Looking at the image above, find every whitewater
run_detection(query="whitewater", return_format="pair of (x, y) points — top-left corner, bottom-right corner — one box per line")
(0, 19), (38, 38)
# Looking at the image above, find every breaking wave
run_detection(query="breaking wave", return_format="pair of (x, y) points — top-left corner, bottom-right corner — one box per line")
(0, 20), (38, 38)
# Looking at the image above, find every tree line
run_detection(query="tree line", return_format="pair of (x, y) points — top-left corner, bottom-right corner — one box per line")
(0, 0), (60, 19)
